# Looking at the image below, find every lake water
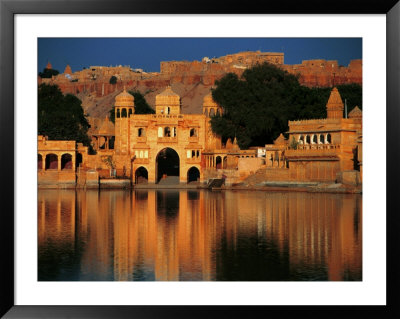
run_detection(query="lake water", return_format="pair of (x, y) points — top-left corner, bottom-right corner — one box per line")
(38, 189), (362, 281)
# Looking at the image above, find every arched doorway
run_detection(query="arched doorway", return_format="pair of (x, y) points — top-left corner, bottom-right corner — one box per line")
(156, 148), (180, 183)
(187, 167), (200, 183)
(215, 156), (222, 169)
(135, 166), (148, 184)
(45, 154), (58, 170)
(61, 153), (73, 170)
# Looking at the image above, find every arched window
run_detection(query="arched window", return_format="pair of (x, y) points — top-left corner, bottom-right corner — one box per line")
(196, 150), (200, 158)
(298, 135), (304, 144)
(61, 153), (73, 170)
(173, 127), (177, 137)
(223, 156), (227, 169)
(320, 134), (325, 144)
(192, 150), (196, 158)
(306, 135), (311, 144)
(138, 128), (145, 137)
(164, 127), (171, 137)
(45, 154), (58, 170)
(190, 128), (197, 137)
(165, 106), (170, 115)
(326, 133), (332, 144)
(128, 109), (133, 117)
(210, 108), (215, 116)
(216, 109), (220, 116)
(312, 134), (318, 144)
(121, 108), (127, 118)
(116, 108), (120, 118)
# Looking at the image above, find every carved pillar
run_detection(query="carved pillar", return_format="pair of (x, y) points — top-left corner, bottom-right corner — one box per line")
(57, 154), (61, 171)
(41, 153), (46, 170)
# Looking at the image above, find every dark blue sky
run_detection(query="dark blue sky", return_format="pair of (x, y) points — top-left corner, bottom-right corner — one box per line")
(38, 38), (362, 73)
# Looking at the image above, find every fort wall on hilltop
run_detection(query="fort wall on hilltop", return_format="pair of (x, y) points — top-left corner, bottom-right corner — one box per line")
(39, 50), (362, 100)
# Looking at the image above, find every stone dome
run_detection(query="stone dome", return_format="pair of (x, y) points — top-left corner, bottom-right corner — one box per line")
(115, 87), (134, 107)
(274, 133), (286, 145)
(156, 86), (180, 106)
(348, 106), (362, 119)
(203, 92), (218, 107)
(97, 116), (115, 136)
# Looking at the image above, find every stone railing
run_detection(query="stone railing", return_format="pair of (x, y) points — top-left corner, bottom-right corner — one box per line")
(285, 144), (340, 158)
(152, 115), (184, 119)
(288, 144), (341, 151)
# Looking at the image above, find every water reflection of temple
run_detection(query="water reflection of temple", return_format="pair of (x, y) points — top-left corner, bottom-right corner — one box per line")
(38, 190), (361, 281)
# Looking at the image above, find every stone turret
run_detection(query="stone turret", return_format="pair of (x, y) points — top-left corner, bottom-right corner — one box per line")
(115, 87), (134, 118)
(203, 91), (222, 117)
(155, 86), (180, 115)
(114, 87), (134, 155)
(64, 64), (72, 75)
(326, 87), (344, 119)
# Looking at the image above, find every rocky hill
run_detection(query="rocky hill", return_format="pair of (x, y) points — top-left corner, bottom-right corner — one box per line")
(39, 51), (362, 119)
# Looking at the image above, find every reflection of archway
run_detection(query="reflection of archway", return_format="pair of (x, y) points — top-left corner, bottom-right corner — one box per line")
(216, 156), (222, 169)
(187, 167), (200, 183)
(223, 156), (227, 169)
(45, 154), (58, 170)
(61, 153), (73, 170)
(156, 148), (180, 183)
(135, 166), (148, 184)
(38, 154), (43, 170)
(76, 153), (83, 168)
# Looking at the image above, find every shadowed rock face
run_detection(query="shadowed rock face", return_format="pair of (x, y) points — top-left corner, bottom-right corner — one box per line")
(43, 51), (361, 119)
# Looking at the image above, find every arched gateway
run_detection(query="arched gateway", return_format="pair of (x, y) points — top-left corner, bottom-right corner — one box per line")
(156, 148), (180, 183)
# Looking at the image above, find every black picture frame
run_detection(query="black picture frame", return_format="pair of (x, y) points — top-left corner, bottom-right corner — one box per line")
(1, 0), (399, 318)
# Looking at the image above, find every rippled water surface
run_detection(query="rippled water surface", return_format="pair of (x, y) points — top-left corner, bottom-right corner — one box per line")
(38, 189), (362, 281)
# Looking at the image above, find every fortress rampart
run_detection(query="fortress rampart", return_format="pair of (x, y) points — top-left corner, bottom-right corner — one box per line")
(41, 51), (361, 98)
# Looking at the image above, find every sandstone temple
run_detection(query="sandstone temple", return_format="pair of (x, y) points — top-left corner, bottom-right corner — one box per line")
(38, 85), (362, 189)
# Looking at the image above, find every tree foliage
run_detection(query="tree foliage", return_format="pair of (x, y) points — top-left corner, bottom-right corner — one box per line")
(38, 68), (60, 78)
(38, 84), (91, 147)
(109, 90), (155, 123)
(210, 63), (362, 149)
(109, 75), (117, 84)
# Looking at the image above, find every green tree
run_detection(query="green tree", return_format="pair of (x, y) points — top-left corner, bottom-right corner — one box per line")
(38, 84), (91, 147)
(109, 75), (117, 84)
(336, 83), (362, 113)
(108, 90), (155, 123)
(210, 62), (362, 149)
(38, 68), (59, 78)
